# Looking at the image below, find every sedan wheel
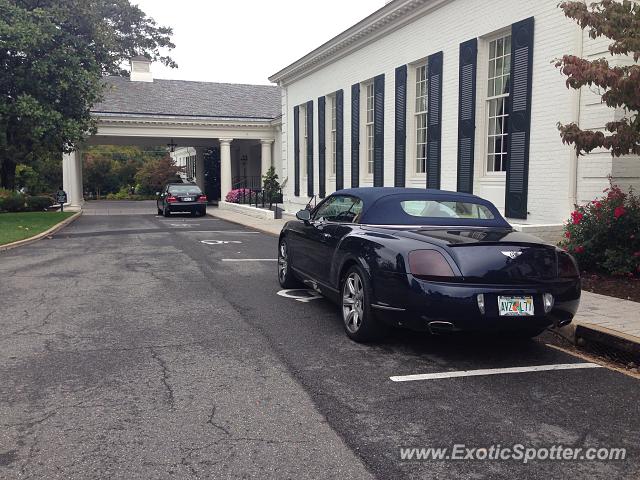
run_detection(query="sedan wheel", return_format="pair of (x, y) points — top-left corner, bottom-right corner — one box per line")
(341, 265), (388, 342)
(277, 238), (300, 288)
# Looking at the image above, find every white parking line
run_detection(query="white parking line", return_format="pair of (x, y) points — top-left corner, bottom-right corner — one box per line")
(389, 363), (602, 382)
(188, 231), (259, 234)
(221, 259), (278, 262)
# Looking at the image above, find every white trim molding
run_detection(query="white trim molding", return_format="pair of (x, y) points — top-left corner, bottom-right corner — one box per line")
(268, 0), (450, 85)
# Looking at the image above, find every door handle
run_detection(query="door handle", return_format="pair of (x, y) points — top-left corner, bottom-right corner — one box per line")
(322, 233), (331, 240)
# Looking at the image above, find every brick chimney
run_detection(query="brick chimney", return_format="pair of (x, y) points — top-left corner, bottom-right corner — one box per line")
(130, 56), (153, 82)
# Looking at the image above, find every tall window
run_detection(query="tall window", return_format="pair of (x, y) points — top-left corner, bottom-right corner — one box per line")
(330, 95), (337, 175)
(300, 104), (307, 177)
(365, 83), (374, 176)
(415, 64), (428, 174)
(486, 34), (511, 173)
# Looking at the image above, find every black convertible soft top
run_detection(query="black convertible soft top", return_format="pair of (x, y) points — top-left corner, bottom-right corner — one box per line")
(332, 187), (511, 228)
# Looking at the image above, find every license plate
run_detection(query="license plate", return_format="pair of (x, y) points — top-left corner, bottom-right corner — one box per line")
(498, 296), (534, 316)
(182, 197), (193, 202)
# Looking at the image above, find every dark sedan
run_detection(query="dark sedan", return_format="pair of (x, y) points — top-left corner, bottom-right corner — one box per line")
(157, 183), (207, 217)
(277, 188), (580, 342)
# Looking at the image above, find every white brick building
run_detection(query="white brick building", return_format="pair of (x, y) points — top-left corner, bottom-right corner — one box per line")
(269, 0), (640, 240)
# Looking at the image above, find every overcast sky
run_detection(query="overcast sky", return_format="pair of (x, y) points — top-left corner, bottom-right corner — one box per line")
(133, 0), (386, 85)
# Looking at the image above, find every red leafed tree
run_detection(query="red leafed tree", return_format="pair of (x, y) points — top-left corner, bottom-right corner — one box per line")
(134, 155), (183, 194)
(556, 0), (640, 156)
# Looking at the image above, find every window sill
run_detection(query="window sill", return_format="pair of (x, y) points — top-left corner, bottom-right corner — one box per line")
(408, 174), (427, 181)
(477, 174), (506, 183)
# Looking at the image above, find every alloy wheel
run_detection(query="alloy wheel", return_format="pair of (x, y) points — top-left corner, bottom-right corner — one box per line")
(342, 272), (364, 333)
(278, 241), (288, 283)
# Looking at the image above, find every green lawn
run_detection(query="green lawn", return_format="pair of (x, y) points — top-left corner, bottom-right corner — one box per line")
(0, 211), (75, 245)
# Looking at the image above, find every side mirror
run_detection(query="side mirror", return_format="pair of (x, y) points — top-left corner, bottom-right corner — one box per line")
(296, 209), (311, 223)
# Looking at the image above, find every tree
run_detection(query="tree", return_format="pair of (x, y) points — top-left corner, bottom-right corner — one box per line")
(84, 145), (166, 192)
(556, 0), (640, 156)
(0, 0), (176, 189)
(135, 156), (183, 194)
(262, 166), (281, 204)
(83, 155), (118, 198)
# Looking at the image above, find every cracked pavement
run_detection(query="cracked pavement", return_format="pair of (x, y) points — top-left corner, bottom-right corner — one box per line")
(0, 203), (372, 479)
(1, 201), (639, 479)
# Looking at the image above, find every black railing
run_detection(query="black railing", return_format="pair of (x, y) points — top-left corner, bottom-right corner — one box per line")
(232, 176), (263, 190)
(229, 176), (283, 219)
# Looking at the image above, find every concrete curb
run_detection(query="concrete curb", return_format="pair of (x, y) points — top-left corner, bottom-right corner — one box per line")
(575, 323), (640, 357)
(0, 211), (82, 252)
(206, 211), (282, 237)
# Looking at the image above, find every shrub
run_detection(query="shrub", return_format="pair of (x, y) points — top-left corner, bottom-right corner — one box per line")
(225, 188), (253, 203)
(0, 189), (26, 212)
(559, 182), (640, 276)
(26, 196), (53, 211)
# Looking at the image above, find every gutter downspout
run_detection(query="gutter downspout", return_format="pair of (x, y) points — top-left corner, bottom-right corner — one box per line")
(568, 26), (583, 209)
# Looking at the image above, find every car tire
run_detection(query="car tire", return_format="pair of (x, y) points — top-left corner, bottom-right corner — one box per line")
(341, 265), (388, 343)
(277, 238), (301, 288)
(163, 207), (170, 217)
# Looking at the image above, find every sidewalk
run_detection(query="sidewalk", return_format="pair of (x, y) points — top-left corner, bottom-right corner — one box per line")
(208, 207), (289, 236)
(207, 206), (640, 354)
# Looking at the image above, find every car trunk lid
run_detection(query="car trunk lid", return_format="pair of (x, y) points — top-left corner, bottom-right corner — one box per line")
(378, 227), (558, 284)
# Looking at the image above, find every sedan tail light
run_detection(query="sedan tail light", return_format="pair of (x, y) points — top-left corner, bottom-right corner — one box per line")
(408, 250), (455, 278)
(558, 251), (579, 278)
(198, 195), (207, 203)
(166, 196), (178, 203)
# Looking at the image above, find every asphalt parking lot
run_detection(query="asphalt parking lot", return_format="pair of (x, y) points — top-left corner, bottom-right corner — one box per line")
(1, 202), (639, 479)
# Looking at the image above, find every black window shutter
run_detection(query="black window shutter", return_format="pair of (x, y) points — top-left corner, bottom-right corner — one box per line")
(318, 96), (326, 198)
(306, 100), (314, 197)
(505, 17), (534, 219)
(457, 38), (478, 194)
(293, 105), (300, 197)
(394, 65), (407, 187)
(351, 83), (360, 188)
(335, 89), (344, 191)
(373, 74), (385, 187)
(427, 51), (443, 189)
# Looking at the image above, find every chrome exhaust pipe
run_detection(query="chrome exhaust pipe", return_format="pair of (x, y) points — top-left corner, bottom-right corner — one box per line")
(428, 321), (455, 334)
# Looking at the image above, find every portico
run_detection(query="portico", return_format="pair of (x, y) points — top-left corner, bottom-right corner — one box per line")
(62, 57), (281, 208)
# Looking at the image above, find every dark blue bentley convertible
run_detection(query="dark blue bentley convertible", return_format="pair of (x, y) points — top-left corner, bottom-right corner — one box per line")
(277, 188), (580, 342)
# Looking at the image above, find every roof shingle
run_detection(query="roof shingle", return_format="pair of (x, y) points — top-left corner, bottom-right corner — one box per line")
(92, 77), (281, 120)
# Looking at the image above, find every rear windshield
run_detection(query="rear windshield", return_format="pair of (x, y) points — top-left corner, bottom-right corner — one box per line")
(169, 186), (202, 195)
(400, 200), (495, 219)
(360, 194), (509, 227)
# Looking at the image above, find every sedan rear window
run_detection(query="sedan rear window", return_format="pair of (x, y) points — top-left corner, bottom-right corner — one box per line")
(400, 200), (495, 219)
(169, 186), (202, 195)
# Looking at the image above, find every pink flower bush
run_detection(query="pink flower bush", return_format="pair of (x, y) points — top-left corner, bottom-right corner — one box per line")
(225, 188), (253, 203)
(560, 181), (639, 276)
(614, 206), (626, 219)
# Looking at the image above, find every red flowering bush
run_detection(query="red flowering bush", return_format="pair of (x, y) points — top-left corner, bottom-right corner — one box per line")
(560, 181), (640, 276)
(225, 188), (253, 203)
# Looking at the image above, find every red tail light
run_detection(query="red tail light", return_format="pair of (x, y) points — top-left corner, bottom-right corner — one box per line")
(558, 251), (579, 278)
(408, 250), (455, 278)
(198, 195), (207, 203)
(166, 196), (177, 203)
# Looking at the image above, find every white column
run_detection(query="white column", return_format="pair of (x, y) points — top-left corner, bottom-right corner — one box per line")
(219, 138), (233, 199)
(260, 139), (274, 178)
(195, 147), (205, 191)
(62, 151), (84, 209)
